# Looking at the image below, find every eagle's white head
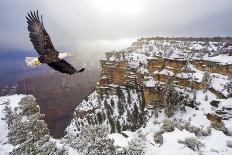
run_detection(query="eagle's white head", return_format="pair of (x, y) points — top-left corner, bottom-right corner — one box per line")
(58, 52), (72, 59)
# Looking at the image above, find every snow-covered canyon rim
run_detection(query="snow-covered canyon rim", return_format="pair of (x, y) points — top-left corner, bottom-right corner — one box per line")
(65, 38), (232, 155)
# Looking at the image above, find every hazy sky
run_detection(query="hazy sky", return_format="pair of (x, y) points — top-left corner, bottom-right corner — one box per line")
(0, 0), (232, 53)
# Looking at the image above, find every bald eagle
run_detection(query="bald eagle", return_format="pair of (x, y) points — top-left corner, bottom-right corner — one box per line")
(25, 11), (85, 75)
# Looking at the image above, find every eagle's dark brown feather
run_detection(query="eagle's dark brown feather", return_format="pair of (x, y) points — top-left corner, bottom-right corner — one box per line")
(26, 10), (56, 55)
(48, 59), (78, 75)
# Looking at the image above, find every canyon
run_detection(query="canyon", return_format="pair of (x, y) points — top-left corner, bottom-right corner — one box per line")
(14, 55), (101, 137)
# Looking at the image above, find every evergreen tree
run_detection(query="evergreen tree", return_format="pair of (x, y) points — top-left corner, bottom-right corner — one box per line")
(108, 116), (115, 133)
(126, 109), (132, 123)
(72, 125), (116, 155)
(110, 98), (115, 108)
(87, 116), (92, 125)
(117, 98), (124, 116)
(91, 117), (96, 125)
(94, 116), (98, 125)
(7, 96), (63, 155)
(97, 112), (103, 124)
(99, 91), (104, 100)
(102, 111), (106, 121)
(4, 105), (17, 127)
(104, 100), (113, 114)
(116, 119), (121, 133)
(202, 68), (212, 92)
(193, 90), (197, 104)
(164, 80), (185, 117)
(139, 86), (146, 113)
(18, 96), (40, 115)
(123, 132), (146, 155)
(138, 113), (144, 127)
(116, 87), (125, 102)
(226, 77), (232, 97)
(204, 95), (208, 101)
(132, 103), (139, 129)
(8, 116), (27, 146)
(126, 88), (132, 105)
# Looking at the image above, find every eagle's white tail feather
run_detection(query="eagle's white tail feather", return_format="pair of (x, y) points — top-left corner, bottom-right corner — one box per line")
(25, 57), (40, 68)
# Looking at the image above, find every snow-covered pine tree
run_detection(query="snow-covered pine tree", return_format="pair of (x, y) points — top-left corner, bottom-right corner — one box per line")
(116, 87), (125, 116)
(18, 96), (39, 115)
(188, 89), (198, 108)
(4, 105), (17, 127)
(104, 100), (113, 115)
(126, 87), (132, 105)
(163, 78), (186, 117)
(117, 98), (124, 116)
(193, 90), (197, 104)
(108, 116), (116, 133)
(132, 103), (139, 130)
(122, 132), (146, 155)
(7, 96), (63, 155)
(110, 98), (115, 108)
(97, 112), (103, 124)
(226, 76), (232, 97)
(164, 79), (178, 117)
(8, 115), (27, 146)
(204, 95), (208, 101)
(116, 119), (121, 133)
(72, 125), (116, 155)
(202, 68), (212, 93)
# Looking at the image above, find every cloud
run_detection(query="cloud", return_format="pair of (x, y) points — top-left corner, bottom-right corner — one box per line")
(0, 0), (232, 53)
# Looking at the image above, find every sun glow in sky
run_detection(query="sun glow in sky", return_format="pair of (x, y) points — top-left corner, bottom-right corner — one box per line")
(92, 0), (144, 15)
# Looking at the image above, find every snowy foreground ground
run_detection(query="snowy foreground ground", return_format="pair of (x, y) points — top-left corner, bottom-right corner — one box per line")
(0, 95), (23, 154)
(141, 91), (232, 155)
(1, 94), (232, 154)
(67, 90), (232, 155)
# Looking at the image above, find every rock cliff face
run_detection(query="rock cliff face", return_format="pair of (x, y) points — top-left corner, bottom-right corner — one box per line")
(65, 38), (232, 154)
(66, 37), (232, 136)
(97, 41), (232, 107)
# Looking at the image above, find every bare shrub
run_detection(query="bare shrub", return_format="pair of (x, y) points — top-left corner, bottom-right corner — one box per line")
(183, 122), (210, 137)
(226, 140), (232, 148)
(161, 119), (176, 132)
(154, 132), (163, 145)
(178, 137), (204, 151)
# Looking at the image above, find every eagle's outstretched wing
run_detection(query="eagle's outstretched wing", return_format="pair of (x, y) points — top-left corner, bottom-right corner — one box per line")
(26, 11), (57, 55)
(48, 59), (85, 75)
